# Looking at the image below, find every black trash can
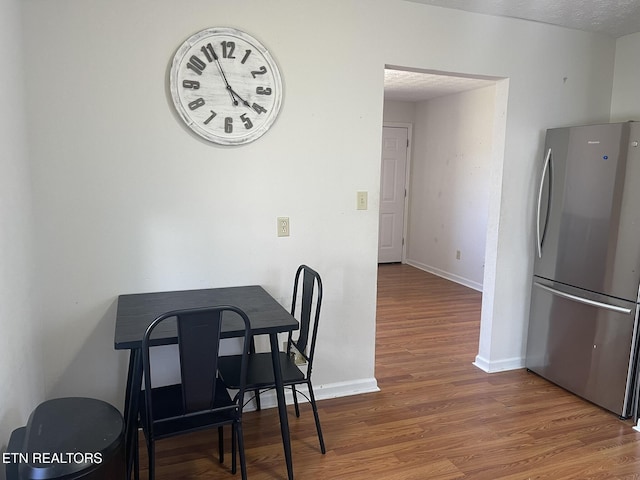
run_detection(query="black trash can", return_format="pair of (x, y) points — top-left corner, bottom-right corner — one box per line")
(5, 397), (125, 480)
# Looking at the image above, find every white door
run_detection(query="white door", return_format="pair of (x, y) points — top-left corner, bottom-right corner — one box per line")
(378, 126), (409, 263)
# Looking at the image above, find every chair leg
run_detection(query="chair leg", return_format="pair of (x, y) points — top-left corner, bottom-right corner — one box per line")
(133, 429), (140, 480)
(292, 385), (300, 418)
(218, 426), (224, 463)
(307, 381), (326, 454)
(236, 421), (248, 480)
(254, 390), (261, 411)
(231, 422), (237, 474)
(147, 438), (156, 480)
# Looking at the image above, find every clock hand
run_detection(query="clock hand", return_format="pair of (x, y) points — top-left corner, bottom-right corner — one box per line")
(210, 47), (238, 106)
(226, 86), (253, 110)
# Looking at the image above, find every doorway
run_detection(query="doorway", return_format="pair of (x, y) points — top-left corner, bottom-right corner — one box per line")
(379, 66), (510, 372)
(380, 67), (501, 289)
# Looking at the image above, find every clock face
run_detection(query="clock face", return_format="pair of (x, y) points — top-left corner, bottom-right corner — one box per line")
(169, 28), (283, 145)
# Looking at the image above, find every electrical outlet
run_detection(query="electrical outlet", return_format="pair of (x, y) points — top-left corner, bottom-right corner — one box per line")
(293, 352), (306, 366)
(292, 347), (306, 366)
(456, 250), (461, 260)
(284, 341), (306, 365)
(277, 217), (290, 237)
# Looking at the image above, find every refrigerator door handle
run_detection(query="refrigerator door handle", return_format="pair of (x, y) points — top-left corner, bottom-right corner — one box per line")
(536, 148), (552, 258)
(534, 282), (633, 314)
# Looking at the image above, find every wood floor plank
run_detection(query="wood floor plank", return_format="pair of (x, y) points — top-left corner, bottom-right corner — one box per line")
(139, 264), (640, 479)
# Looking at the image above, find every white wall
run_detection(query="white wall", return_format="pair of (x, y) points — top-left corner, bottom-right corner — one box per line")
(12, 0), (618, 417)
(383, 100), (416, 124)
(0, 0), (43, 466)
(611, 32), (640, 122)
(405, 85), (496, 290)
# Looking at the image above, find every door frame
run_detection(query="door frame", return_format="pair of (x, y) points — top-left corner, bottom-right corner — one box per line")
(380, 122), (412, 263)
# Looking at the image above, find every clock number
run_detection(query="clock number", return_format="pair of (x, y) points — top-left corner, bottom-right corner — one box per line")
(240, 114), (253, 130)
(203, 110), (217, 125)
(251, 66), (267, 78)
(256, 87), (272, 95)
(201, 43), (217, 62)
(252, 103), (267, 114)
(241, 49), (251, 64)
(183, 80), (200, 90)
(188, 98), (205, 110)
(224, 117), (233, 134)
(222, 41), (236, 59)
(186, 55), (206, 75)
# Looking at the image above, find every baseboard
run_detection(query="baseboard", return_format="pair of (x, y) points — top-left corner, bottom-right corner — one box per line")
(242, 377), (380, 411)
(473, 355), (525, 373)
(404, 260), (483, 292)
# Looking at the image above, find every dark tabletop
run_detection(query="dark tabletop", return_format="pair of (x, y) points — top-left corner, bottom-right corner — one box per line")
(114, 285), (299, 350)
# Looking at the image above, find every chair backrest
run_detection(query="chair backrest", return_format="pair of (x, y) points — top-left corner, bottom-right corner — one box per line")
(289, 265), (323, 374)
(142, 305), (251, 422)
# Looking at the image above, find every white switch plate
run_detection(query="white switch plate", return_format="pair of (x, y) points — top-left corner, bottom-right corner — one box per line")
(277, 217), (290, 237)
(357, 191), (368, 210)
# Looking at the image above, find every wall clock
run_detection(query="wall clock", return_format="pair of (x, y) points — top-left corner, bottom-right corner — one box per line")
(169, 27), (283, 145)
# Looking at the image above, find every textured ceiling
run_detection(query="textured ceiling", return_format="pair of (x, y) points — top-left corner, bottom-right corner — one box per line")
(386, 0), (640, 103)
(384, 69), (496, 102)
(405, 0), (640, 38)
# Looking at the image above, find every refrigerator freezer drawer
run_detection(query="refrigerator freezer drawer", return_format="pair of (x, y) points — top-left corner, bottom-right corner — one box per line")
(526, 279), (639, 417)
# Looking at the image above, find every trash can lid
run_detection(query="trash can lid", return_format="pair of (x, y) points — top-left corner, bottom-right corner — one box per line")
(18, 397), (123, 480)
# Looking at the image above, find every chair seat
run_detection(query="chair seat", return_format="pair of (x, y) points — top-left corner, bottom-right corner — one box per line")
(139, 380), (236, 439)
(219, 352), (305, 389)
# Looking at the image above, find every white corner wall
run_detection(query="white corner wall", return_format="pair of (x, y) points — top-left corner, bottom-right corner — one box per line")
(12, 0), (618, 416)
(611, 32), (640, 122)
(0, 0), (43, 461)
(21, 0), (384, 409)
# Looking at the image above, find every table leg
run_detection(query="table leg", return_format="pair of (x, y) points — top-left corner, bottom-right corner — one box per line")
(124, 349), (142, 480)
(269, 333), (294, 480)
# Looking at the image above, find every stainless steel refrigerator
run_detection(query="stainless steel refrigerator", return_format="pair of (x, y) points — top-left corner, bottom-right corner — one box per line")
(526, 121), (640, 418)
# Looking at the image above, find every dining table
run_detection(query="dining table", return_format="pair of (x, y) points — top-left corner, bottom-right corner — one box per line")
(114, 285), (299, 480)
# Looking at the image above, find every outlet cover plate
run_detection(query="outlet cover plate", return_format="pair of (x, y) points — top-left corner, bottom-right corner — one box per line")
(277, 217), (290, 237)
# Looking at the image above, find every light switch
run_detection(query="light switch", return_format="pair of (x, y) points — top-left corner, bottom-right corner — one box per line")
(357, 191), (368, 210)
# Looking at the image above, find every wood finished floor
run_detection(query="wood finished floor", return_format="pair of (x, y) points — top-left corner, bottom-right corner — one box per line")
(140, 263), (640, 479)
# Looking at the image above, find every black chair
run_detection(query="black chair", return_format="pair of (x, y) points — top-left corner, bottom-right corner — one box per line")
(218, 265), (326, 454)
(138, 305), (251, 480)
